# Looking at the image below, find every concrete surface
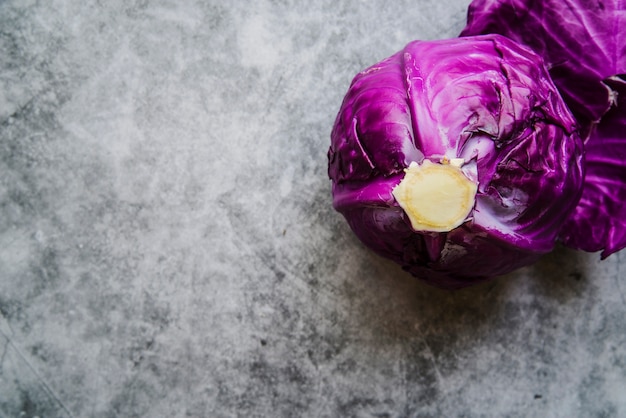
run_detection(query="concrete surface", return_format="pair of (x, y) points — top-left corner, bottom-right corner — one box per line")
(1, 0), (625, 417)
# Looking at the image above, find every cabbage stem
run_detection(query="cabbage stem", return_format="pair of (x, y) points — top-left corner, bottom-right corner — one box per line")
(392, 159), (477, 232)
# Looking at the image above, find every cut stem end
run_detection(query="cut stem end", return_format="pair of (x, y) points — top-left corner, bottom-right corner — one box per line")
(392, 160), (477, 232)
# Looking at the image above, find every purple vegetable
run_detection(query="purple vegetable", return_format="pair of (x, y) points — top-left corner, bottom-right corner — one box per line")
(461, 0), (626, 257)
(328, 35), (583, 289)
(559, 75), (626, 257)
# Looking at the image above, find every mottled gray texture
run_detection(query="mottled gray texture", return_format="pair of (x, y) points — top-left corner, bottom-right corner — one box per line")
(0, 0), (625, 417)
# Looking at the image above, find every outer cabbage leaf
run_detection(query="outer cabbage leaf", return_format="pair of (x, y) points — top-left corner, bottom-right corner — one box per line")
(328, 35), (584, 289)
(461, 0), (626, 257)
(560, 76), (626, 257)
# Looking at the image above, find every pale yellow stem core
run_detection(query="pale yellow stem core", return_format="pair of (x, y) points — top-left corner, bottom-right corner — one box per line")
(392, 160), (477, 232)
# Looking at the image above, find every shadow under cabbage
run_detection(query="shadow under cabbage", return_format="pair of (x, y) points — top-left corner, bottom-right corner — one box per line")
(338, 241), (595, 353)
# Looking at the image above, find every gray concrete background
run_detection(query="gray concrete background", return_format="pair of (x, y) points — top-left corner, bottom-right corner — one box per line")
(1, 0), (625, 416)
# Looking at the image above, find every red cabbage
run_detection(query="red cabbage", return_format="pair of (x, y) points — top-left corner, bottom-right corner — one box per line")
(461, 0), (626, 257)
(328, 35), (584, 289)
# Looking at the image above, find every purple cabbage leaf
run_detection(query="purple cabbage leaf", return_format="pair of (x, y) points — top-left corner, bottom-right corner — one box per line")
(461, 0), (626, 257)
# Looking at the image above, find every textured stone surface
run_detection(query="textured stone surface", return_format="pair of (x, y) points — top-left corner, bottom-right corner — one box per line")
(1, 0), (625, 417)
